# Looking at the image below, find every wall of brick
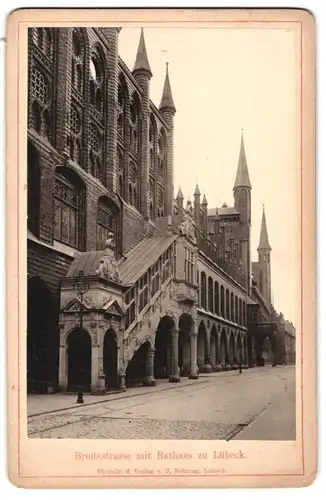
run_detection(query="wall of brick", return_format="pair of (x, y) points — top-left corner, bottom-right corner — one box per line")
(122, 202), (155, 253)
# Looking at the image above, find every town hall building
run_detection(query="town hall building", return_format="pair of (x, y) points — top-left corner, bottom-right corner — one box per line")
(27, 27), (295, 394)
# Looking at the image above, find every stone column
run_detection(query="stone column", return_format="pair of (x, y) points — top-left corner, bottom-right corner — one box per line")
(144, 347), (156, 386)
(58, 344), (68, 391)
(216, 334), (223, 372)
(91, 345), (99, 394)
(169, 329), (180, 383)
(189, 332), (198, 379)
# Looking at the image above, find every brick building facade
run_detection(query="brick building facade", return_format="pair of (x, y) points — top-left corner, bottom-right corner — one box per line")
(27, 27), (294, 394)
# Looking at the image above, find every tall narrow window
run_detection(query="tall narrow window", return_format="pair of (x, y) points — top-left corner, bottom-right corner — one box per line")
(231, 293), (234, 322)
(220, 286), (225, 318)
(208, 277), (214, 312)
(235, 297), (238, 324)
(125, 287), (136, 329)
(54, 168), (85, 250)
(226, 290), (230, 320)
(200, 272), (207, 310)
(214, 282), (220, 316)
(185, 248), (194, 285)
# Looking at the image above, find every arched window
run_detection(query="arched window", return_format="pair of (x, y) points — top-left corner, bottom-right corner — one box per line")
(89, 47), (105, 114)
(235, 296), (238, 324)
(239, 300), (242, 326)
(27, 142), (40, 237)
(214, 282), (220, 316)
(220, 286), (225, 318)
(231, 293), (234, 322)
(208, 277), (214, 313)
(96, 196), (120, 252)
(54, 167), (85, 250)
(158, 130), (167, 179)
(149, 115), (156, 173)
(200, 272), (207, 310)
(226, 290), (230, 320)
(242, 300), (246, 326)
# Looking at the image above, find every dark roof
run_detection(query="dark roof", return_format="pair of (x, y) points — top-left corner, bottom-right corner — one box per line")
(133, 28), (152, 76)
(218, 206), (239, 216)
(66, 250), (105, 278)
(233, 132), (252, 189)
(258, 207), (272, 250)
(207, 206), (239, 217)
(159, 63), (176, 112)
(119, 235), (178, 285)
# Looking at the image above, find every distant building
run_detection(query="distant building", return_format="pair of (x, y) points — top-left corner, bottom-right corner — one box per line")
(27, 27), (294, 394)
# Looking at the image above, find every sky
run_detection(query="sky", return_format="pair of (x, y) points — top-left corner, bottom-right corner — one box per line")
(118, 26), (300, 325)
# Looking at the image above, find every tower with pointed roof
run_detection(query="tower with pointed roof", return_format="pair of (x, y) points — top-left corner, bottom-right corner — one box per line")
(159, 62), (176, 218)
(258, 206), (272, 305)
(233, 131), (252, 293)
(132, 28), (152, 220)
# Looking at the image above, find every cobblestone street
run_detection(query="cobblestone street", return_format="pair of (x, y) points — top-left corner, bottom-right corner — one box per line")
(28, 365), (295, 440)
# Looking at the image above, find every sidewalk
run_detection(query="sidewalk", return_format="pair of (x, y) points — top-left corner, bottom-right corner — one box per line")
(27, 366), (279, 418)
(27, 377), (207, 417)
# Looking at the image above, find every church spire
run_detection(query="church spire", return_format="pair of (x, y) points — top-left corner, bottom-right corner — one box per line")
(159, 62), (176, 113)
(258, 206), (272, 251)
(233, 131), (252, 190)
(133, 28), (152, 77)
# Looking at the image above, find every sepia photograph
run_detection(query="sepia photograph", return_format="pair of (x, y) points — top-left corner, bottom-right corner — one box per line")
(26, 23), (297, 441)
(6, 7), (316, 488)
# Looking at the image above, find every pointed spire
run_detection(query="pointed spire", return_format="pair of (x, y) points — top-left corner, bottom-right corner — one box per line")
(233, 131), (252, 190)
(159, 62), (176, 113)
(258, 206), (272, 251)
(202, 194), (208, 206)
(176, 186), (184, 200)
(194, 184), (201, 197)
(133, 28), (152, 77)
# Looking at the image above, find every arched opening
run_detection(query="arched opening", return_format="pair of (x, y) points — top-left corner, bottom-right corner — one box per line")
(178, 313), (193, 377)
(27, 276), (58, 393)
(125, 342), (149, 388)
(154, 315), (175, 379)
(197, 321), (208, 371)
(229, 332), (236, 366)
(220, 329), (227, 366)
(27, 141), (40, 238)
(236, 335), (242, 365)
(67, 328), (91, 392)
(210, 326), (218, 368)
(103, 329), (118, 390)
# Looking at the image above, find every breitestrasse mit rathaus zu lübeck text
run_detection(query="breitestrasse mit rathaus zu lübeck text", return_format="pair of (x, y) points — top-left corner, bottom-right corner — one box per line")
(27, 27), (296, 394)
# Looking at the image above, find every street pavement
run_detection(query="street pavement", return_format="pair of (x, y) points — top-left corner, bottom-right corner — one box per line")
(27, 365), (296, 440)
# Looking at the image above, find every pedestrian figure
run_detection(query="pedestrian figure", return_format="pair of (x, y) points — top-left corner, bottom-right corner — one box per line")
(77, 391), (84, 404)
(239, 356), (242, 374)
